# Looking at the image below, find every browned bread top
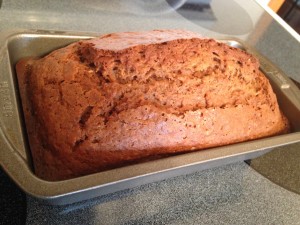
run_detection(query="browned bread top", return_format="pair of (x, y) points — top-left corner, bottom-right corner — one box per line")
(16, 30), (289, 181)
(82, 30), (203, 51)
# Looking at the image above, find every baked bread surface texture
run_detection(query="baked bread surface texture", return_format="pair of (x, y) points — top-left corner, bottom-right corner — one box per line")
(16, 30), (289, 181)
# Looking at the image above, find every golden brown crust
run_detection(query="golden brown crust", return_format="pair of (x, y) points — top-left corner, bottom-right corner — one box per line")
(16, 30), (289, 181)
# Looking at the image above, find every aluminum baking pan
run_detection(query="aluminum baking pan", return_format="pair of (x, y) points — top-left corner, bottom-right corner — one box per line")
(0, 30), (300, 205)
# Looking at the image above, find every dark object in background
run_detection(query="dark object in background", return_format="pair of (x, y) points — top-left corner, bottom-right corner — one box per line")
(0, 169), (27, 225)
(277, 0), (300, 34)
(166, 0), (253, 35)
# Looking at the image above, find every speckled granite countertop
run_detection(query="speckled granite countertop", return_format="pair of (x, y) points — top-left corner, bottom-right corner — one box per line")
(0, 0), (299, 224)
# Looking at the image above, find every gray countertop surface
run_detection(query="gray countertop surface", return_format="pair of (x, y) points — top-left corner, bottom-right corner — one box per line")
(0, 0), (300, 224)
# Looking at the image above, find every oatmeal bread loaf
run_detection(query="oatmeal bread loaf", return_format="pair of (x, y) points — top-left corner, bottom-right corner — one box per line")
(16, 30), (289, 181)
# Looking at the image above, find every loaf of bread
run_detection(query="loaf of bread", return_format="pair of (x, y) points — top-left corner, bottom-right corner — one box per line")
(16, 30), (289, 181)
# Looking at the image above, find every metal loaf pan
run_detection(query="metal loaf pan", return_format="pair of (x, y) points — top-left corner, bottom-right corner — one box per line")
(0, 30), (300, 205)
